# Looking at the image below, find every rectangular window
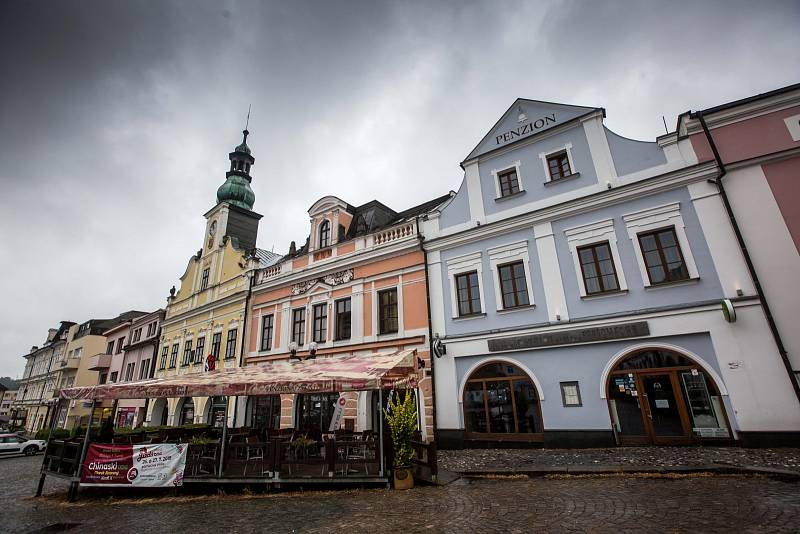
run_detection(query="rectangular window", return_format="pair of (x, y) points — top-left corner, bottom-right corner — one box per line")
(498, 261), (529, 309)
(335, 298), (351, 341)
(169, 343), (179, 368)
(260, 315), (274, 352)
(312, 303), (328, 343)
(547, 151), (571, 180)
(139, 359), (150, 380)
(455, 271), (481, 316)
(378, 288), (398, 334)
(106, 341), (115, 354)
(116, 337), (125, 354)
(637, 227), (689, 285)
(124, 362), (135, 381)
(225, 328), (238, 359)
(146, 322), (155, 337)
(292, 308), (306, 346)
(133, 328), (142, 343)
(194, 336), (205, 363)
(211, 332), (222, 360)
(182, 340), (193, 366)
(498, 168), (520, 197)
(159, 346), (168, 369)
(560, 381), (582, 407)
(103, 372), (111, 384)
(577, 241), (620, 295)
(201, 268), (210, 290)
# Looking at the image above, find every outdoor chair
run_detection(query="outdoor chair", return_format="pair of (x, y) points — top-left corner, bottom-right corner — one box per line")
(198, 443), (219, 475)
(243, 435), (266, 477)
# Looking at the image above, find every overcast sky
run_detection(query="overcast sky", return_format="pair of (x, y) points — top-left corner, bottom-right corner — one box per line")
(1, 0), (798, 378)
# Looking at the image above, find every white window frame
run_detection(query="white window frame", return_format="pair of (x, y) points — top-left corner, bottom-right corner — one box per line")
(565, 218), (628, 297)
(309, 294), (330, 345)
(487, 240), (535, 311)
(539, 143), (577, 183)
(491, 160), (524, 199)
(446, 251), (485, 319)
(372, 281), (403, 338)
(258, 313), (275, 353)
(622, 202), (699, 287)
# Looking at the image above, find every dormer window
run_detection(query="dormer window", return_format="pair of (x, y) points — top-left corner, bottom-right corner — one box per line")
(541, 144), (578, 183)
(547, 151), (571, 180)
(499, 168), (520, 197)
(319, 220), (331, 248)
(492, 161), (525, 200)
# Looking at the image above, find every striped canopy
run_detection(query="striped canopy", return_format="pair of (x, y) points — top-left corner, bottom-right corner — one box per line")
(59, 349), (419, 400)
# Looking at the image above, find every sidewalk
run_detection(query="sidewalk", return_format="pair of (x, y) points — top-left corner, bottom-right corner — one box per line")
(438, 446), (800, 478)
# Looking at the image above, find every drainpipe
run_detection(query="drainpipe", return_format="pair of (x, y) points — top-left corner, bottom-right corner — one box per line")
(233, 264), (255, 427)
(417, 216), (439, 442)
(695, 111), (800, 406)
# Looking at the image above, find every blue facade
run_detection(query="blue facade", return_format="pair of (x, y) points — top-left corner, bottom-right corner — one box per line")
(551, 188), (724, 320)
(426, 98), (751, 448)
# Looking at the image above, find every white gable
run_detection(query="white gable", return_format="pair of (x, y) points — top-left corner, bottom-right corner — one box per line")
(464, 99), (600, 163)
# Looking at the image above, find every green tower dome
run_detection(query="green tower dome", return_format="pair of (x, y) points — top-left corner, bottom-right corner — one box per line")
(217, 128), (257, 211)
(217, 174), (256, 210)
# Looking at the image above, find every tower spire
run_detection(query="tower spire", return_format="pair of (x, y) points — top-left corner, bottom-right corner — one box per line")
(217, 115), (257, 211)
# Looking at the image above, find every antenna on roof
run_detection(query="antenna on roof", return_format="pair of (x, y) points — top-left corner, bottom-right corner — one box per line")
(662, 115), (668, 134)
(245, 104), (251, 130)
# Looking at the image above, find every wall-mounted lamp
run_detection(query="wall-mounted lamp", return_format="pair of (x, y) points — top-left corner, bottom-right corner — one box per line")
(432, 334), (447, 358)
(288, 341), (299, 360)
(308, 341), (318, 360)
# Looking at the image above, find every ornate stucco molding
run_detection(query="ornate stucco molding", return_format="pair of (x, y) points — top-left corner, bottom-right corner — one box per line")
(291, 268), (354, 295)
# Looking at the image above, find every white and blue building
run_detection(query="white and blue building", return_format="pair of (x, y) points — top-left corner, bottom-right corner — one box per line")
(423, 99), (800, 448)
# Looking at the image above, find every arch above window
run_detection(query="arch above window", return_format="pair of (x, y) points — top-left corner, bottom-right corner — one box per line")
(462, 361), (543, 438)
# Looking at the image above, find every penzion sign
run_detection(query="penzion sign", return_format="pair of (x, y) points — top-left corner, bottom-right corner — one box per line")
(495, 113), (557, 145)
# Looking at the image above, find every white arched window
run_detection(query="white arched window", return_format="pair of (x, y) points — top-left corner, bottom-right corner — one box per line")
(319, 220), (331, 248)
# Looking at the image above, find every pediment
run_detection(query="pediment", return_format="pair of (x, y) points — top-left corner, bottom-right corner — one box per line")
(308, 195), (351, 217)
(464, 98), (602, 163)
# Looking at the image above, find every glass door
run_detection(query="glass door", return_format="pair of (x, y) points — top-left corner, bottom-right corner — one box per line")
(608, 373), (649, 445)
(640, 373), (691, 444)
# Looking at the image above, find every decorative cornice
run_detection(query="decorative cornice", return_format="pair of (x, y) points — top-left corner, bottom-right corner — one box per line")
(291, 268), (354, 295)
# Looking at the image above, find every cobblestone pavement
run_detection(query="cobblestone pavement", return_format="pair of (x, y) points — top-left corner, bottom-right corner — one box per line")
(3, 454), (800, 533)
(439, 447), (800, 473)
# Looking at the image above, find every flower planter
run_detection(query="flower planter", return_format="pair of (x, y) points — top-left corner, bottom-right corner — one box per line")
(393, 466), (414, 490)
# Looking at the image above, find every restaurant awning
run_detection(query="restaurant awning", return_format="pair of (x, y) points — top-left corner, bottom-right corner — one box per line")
(59, 349), (420, 400)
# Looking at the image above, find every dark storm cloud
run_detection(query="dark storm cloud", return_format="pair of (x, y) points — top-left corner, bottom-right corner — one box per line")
(1, 0), (798, 376)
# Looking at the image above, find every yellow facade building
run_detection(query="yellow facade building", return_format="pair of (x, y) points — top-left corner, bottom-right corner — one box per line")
(146, 129), (279, 428)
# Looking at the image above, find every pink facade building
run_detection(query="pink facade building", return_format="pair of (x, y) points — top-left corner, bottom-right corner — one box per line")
(679, 83), (800, 441)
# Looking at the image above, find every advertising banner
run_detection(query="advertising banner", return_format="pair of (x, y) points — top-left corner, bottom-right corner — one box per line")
(81, 443), (187, 487)
(328, 393), (347, 431)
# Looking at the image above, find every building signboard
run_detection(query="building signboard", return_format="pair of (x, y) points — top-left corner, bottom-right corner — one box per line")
(488, 322), (650, 352)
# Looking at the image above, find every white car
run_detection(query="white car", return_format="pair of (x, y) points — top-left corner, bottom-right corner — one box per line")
(0, 433), (47, 456)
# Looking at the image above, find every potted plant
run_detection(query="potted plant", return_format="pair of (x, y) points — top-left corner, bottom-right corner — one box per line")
(384, 390), (417, 490)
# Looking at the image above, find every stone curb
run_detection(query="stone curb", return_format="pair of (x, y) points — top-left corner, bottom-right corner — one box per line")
(455, 464), (800, 480)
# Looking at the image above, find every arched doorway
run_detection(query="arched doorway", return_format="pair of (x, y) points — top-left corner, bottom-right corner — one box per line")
(246, 395), (281, 430)
(606, 348), (730, 445)
(178, 397), (195, 426)
(462, 361), (543, 441)
(150, 398), (168, 427)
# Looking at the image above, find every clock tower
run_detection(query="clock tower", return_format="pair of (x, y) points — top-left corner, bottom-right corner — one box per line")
(203, 128), (263, 256)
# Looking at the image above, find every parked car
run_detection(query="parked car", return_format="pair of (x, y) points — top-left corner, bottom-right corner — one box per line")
(0, 433), (46, 456)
